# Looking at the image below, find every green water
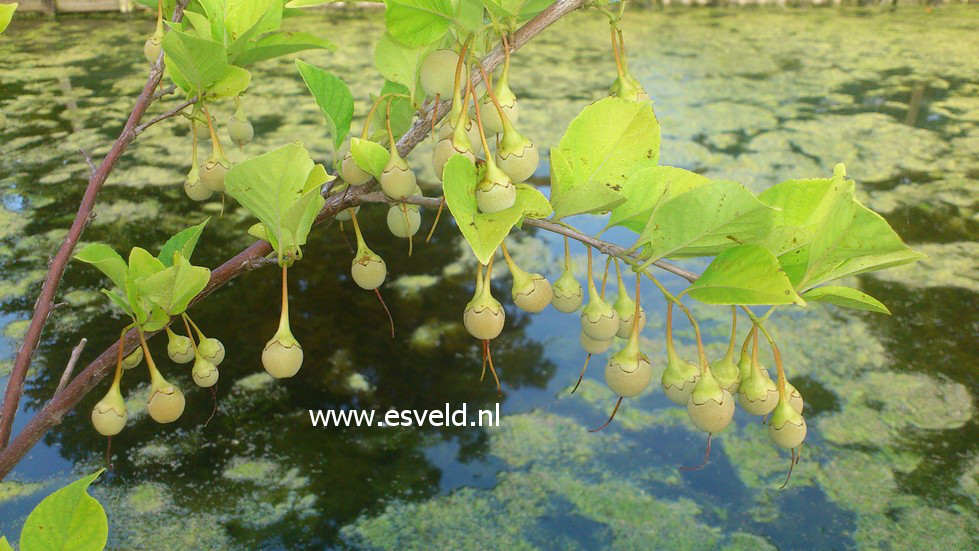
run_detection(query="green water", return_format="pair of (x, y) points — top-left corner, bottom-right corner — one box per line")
(1, 6), (977, 549)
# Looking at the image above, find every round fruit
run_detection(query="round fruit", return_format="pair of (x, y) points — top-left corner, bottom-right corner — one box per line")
(341, 151), (372, 186)
(432, 136), (476, 181)
(146, 382), (185, 424)
(420, 49), (459, 98)
(738, 369), (779, 416)
(351, 250), (386, 290)
(262, 337), (304, 379)
(380, 152), (417, 200)
(580, 297), (619, 342)
(463, 302), (505, 340)
(475, 180), (516, 214)
(191, 356), (219, 388)
(228, 117), (254, 146)
(604, 352), (652, 398)
(512, 274), (552, 313)
(91, 388), (127, 436)
(144, 35), (163, 63)
(551, 270), (583, 313)
(580, 332), (612, 355)
(166, 329), (195, 364)
(122, 347), (143, 370)
(387, 205), (421, 238)
(661, 351), (700, 406)
(769, 398), (807, 449)
(200, 158), (229, 192)
(336, 206), (360, 222)
(496, 140), (539, 183)
(184, 168), (213, 201)
(198, 337), (225, 366)
(686, 372), (735, 433)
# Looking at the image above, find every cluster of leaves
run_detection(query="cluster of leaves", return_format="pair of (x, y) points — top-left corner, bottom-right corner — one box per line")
(533, 96), (920, 311)
(225, 143), (333, 265)
(74, 221), (211, 329)
(156, 0), (336, 99)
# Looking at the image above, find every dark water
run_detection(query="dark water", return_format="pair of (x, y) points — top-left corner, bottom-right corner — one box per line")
(0, 6), (976, 550)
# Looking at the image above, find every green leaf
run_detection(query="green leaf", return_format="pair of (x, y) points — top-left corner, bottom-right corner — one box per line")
(384, 0), (454, 46)
(370, 81), (414, 142)
(607, 166), (709, 234)
(518, 0), (551, 20)
(182, 9), (213, 39)
(74, 244), (128, 291)
(296, 59), (354, 150)
(763, 165), (923, 288)
(550, 97), (660, 220)
(481, 0), (523, 18)
(455, 0), (485, 35)
(158, 219), (210, 267)
(443, 155), (525, 265)
(757, 171), (854, 257)
(803, 286), (890, 315)
(642, 181), (775, 261)
(0, 3), (17, 34)
(196, 0), (226, 42)
(248, 222), (271, 242)
(101, 289), (134, 318)
(226, 0), (282, 39)
(804, 200), (925, 287)
(686, 245), (805, 306)
(207, 66), (252, 98)
(20, 470), (107, 551)
(516, 183), (552, 219)
(234, 32), (336, 66)
(138, 253), (210, 316)
(1, 535), (14, 551)
(225, 143), (327, 261)
(349, 137), (390, 179)
(161, 30), (230, 95)
(373, 32), (432, 100)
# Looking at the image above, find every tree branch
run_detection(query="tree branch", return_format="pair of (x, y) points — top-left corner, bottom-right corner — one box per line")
(134, 96), (198, 136)
(357, 192), (700, 283)
(0, 0), (598, 479)
(0, 0), (191, 449)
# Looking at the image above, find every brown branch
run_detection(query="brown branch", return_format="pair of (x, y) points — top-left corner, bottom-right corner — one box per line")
(53, 338), (87, 399)
(134, 96), (198, 136)
(357, 193), (700, 283)
(0, 0), (590, 480)
(0, 0), (191, 450)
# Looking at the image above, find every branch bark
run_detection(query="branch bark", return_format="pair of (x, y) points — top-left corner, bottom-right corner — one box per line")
(0, 1), (190, 449)
(357, 192), (700, 282)
(0, 0), (667, 479)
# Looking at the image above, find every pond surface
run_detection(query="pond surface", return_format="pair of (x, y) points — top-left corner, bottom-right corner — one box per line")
(1, 5), (977, 550)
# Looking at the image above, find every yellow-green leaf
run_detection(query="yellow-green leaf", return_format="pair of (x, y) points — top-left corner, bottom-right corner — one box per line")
(686, 245), (805, 306)
(20, 470), (107, 551)
(803, 286), (890, 315)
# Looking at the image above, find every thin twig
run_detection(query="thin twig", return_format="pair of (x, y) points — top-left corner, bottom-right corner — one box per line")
(357, 192), (700, 283)
(52, 338), (87, 399)
(134, 96), (198, 136)
(151, 84), (177, 100)
(79, 149), (96, 175)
